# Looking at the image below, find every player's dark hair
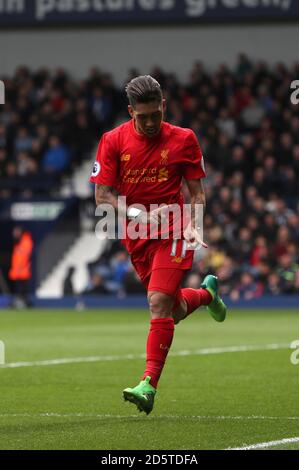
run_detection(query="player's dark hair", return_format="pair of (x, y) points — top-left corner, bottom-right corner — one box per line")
(125, 75), (163, 107)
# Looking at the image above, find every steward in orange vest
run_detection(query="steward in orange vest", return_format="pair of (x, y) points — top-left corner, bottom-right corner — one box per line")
(9, 228), (33, 282)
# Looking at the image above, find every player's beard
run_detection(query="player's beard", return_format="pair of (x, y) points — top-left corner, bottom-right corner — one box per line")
(134, 117), (162, 138)
(145, 127), (160, 137)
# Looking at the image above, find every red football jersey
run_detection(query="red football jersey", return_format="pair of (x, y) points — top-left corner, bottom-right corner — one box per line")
(90, 119), (206, 254)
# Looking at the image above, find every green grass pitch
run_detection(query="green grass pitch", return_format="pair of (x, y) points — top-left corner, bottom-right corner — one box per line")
(0, 307), (298, 450)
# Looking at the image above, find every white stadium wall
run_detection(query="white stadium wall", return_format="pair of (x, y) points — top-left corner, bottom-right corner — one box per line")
(0, 23), (298, 82)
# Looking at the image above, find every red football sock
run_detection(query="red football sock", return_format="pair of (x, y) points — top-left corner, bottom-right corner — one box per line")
(143, 317), (174, 389)
(181, 288), (212, 316)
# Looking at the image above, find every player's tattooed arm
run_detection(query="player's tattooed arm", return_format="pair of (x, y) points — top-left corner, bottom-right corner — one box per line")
(184, 178), (208, 249)
(95, 184), (128, 217)
(185, 178), (206, 223)
(95, 184), (119, 211)
(96, 184), (115, 205)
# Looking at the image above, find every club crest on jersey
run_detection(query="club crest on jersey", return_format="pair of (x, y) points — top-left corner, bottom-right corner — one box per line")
(160, 149), (169, 165)
(92, 161), (101, 177)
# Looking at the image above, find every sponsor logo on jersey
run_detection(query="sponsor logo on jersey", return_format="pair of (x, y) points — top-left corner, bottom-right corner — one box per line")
(92, 161), (101, 177)
(158, 167), (169, 182)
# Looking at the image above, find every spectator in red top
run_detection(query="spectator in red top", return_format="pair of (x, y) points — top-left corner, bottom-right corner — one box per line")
(250, 236), (268, 267)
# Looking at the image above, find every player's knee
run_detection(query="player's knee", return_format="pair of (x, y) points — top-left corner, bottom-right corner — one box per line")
(172, 298), (187, 325)
(147, 291), (174, 318)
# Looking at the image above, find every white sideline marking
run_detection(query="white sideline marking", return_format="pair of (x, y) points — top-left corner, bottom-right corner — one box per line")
(0, 413), (299, 422)
(227, 436), (299, 450)
(0, 343), (289, 369)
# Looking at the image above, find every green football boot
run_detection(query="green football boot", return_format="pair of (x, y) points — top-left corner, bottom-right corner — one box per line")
(201, 274), (227, 323)
(123, 376), (156, 415)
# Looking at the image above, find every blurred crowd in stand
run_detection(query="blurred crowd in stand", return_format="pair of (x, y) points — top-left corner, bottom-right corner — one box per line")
(0, 66), (123, 196)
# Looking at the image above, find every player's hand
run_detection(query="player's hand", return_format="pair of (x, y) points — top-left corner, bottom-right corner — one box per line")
(183, 223), (208, 249)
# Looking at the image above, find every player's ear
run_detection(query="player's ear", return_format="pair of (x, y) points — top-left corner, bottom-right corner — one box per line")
(162, 99), (166, 113)
(128, 105), (134, 118)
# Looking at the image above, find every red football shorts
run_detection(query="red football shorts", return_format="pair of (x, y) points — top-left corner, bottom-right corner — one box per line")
(130, 239), (194, 298)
